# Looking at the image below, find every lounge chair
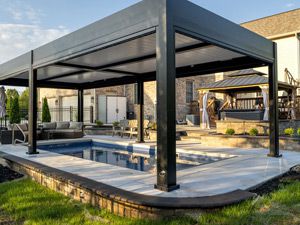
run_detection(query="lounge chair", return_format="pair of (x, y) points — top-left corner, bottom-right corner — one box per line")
(121, 119), (150, 139)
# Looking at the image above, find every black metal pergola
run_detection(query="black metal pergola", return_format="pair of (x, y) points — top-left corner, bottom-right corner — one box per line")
(0, 0), (279, 192)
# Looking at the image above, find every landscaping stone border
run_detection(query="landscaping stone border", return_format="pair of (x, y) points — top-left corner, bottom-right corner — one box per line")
(0, 152), (255, 219)
(183, 135), (300, 151)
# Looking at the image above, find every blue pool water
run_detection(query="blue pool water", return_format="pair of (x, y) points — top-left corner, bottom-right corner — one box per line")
(38, 141), (226, 173)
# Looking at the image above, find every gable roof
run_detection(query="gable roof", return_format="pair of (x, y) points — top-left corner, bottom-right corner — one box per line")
(228, 68), (266, 77)
(198, 74), (296, 92)
(241, 8), (300, 38)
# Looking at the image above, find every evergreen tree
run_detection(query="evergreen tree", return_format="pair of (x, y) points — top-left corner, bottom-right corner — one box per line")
(6, 89), (19, 111)
(19, 88), (29, 109)
(9, 97), (21, 124)
(42, 97), (51, 122)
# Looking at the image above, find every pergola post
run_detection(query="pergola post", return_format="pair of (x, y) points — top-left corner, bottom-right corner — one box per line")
(136, 80), (145, 143)
(27, 50), (38, 154)
(268, 43), (281, 157)
(155, 0), (179, 192)
(78, 89), (84, 122)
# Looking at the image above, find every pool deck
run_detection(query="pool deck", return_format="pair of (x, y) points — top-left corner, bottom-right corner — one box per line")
(0, 135), (300, 198)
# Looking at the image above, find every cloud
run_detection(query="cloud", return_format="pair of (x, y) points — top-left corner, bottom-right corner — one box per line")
(0, 24), (69, 63)
(4, 0), (44, 24)
(286, 3), (295, 8)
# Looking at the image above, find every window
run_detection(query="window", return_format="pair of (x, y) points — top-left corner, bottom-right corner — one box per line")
(186, 80), (194, 103)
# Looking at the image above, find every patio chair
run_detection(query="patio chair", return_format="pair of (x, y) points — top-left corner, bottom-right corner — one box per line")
(112, 119), (128, 137)
(122, 119), (150, 139)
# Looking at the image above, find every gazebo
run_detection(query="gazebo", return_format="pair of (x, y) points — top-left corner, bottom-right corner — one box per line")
(0, 0), (279, 192)
(198, 69), (299, 128)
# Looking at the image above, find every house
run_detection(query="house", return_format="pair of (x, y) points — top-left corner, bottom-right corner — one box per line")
(39, 8), (300, 123)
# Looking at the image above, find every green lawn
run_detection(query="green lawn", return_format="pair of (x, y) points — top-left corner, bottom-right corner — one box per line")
(1, 178), (300, 225)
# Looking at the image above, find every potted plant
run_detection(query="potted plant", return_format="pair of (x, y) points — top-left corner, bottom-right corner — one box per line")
(95, 120), (103, 127)
(112, 121), (120, 127)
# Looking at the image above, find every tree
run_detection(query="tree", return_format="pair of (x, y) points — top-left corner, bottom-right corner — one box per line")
(6, 89), (19, 111)
(19, 88), (29, 109)
(9, 97), (21, 124)
(42, 97), (51, 122)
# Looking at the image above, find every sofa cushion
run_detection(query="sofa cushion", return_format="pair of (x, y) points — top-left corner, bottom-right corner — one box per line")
(56, 122), (70, 129)
(43, 122), (56, 130)
(69, 122), (83, 130)
(18, 123), (28, 131)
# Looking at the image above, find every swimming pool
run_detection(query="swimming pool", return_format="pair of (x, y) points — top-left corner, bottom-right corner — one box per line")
(38, 141), (230, 173)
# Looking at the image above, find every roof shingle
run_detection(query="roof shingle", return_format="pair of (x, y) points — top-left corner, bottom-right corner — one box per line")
(241, 8), (300, 38)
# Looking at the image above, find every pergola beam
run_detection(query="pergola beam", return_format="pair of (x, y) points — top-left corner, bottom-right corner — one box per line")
(78, 89), (84, 123)
(154, 0), (179, 192)
(136, 81), (145, 143)
(0, 78), (79, 89)
(268, 43), (280, 157)
(27, 51), (38, 155)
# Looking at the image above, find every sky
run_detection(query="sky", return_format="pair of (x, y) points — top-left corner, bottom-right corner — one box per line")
(0, 0), (299, 71)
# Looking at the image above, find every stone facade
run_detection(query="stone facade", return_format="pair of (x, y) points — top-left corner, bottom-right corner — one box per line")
(125, 74), (217, 121)
(39, 74), (218, 122)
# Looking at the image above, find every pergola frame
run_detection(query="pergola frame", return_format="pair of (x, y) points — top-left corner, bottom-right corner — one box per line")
(0, 0), (279, 192)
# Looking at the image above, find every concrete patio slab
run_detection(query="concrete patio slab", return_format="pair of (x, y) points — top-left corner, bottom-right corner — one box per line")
(0, 136), (299, 198)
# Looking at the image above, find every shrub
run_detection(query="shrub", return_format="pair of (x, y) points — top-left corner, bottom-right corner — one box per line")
(284, 128), (295, 137)
(96, 120), (103, 127)
(298, 128), (300, 136)
(249, 128), (259, 136)
(112, 121), (119, 127)
(9, 96), (20, 124)
(41, 97), (51, 123)
(225, 128), (235, 135)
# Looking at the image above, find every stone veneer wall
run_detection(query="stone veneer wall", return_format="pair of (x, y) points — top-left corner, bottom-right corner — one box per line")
(126, 74), (217, 121)
(39, 74), (219, 121)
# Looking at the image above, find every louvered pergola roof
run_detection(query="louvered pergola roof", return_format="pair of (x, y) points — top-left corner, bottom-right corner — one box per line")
(0, 0), (275, 89)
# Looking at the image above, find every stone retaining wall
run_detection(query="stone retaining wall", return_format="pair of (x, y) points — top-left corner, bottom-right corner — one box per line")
(195, 135), (300, 151)
(0, 153), (254, 219)
(216, 120), (300, 135)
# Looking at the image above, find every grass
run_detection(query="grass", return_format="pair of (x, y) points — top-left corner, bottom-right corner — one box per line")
(1, 179), (300, 225)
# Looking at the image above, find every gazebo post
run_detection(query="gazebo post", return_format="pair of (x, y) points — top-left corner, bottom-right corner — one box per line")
(77, 89), (84, 122)
(198, 90), (204, 127)
(268, 43), (281, 157)
(27, 50), (38, 155)
(155, 0), (179, 192)
(136, 80), (145, 143)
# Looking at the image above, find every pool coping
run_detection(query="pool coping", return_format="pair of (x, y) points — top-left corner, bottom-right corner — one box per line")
(1, 152), (256, 209)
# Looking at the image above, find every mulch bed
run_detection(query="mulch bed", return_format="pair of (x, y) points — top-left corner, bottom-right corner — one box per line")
(251, 166), (300, 196)
(0, 165), (23, 184)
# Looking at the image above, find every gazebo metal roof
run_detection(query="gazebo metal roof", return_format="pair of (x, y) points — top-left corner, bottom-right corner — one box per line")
(0, 0), (280, 191)
(198, 74), (297, 93)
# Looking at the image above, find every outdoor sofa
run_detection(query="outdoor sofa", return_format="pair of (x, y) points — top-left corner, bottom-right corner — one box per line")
(0, 124), (42, 145)
(0, 121), (84, 144)
(41, 122), (84, 140)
